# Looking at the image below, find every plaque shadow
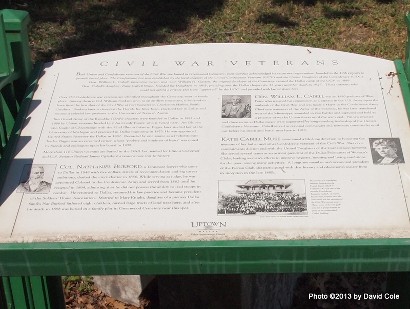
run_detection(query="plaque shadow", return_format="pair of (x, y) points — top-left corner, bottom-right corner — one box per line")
(0, 158), (33, 206)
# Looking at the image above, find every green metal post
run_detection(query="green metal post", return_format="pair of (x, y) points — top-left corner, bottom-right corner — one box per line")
(0, 13), (10, 156)
(8, 277), (30, 309)
(381, 14), (410, 308)
(0, 9), (32, 147)
(0, 13), (11, 78)
(1, 9), (32, 92)
(0, 9), (32, 158)
(0, 276), (65, 309)
(0, 9), (38, 308)
(395, 60), (410, 122)
(405, 13), (410, 80)
(394, 14), (410, 122)
(28, 277), (49, 309)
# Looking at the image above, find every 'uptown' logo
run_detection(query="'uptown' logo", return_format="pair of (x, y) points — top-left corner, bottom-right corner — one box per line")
(191, 221), (227, 230)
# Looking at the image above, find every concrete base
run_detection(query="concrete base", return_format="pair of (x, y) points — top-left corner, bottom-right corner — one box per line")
(93, 275), (155, 307)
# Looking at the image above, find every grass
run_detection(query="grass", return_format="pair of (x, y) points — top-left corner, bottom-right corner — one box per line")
(63, 276), (94, 295)
(2, 0), (410, 62)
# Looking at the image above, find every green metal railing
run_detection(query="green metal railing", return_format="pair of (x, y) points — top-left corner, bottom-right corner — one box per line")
(0, 9), (65, 309)
(0, 9), (40, 212)
(0, 9), (31, 158)
(395, 12), (410, 122)
(1, 9), (410, 309)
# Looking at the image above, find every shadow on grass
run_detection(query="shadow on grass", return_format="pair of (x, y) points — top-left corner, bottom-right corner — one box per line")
(265, 0), (362, 27)
(374, 0), (396, 3)
(271, 0), (318, 6)
(257, 12), (299, 27)
(272, 0), (357, 6)
(322, 6), (362, 19)
(7, 0), (225, 61)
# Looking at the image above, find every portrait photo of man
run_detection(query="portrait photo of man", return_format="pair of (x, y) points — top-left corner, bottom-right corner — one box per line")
(369, 138), (405, 165)
(17, 164), (54, 193)
(221, 95), (251, 118)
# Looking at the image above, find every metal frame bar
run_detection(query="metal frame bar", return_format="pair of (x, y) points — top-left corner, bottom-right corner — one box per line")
(0, 238), (410, 276)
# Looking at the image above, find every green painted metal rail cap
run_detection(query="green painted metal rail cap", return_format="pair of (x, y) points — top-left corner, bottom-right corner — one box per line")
(1, 9), (30, 32)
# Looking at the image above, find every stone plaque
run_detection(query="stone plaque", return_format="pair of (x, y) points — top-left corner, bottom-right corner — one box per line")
(0, 44), (409, 242)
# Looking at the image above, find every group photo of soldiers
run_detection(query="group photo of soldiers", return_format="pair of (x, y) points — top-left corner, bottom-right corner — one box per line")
(218, 180), (307, 215)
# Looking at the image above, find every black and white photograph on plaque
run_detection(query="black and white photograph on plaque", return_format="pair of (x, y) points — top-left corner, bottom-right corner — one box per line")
(369, 138), (405, 164)
(221, 95), (251, 118)
(17, 164), (55, 193)
(218, 179), (307, 215)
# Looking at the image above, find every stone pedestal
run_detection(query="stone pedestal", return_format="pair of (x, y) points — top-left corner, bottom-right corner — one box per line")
(93, 275), (155, 307)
